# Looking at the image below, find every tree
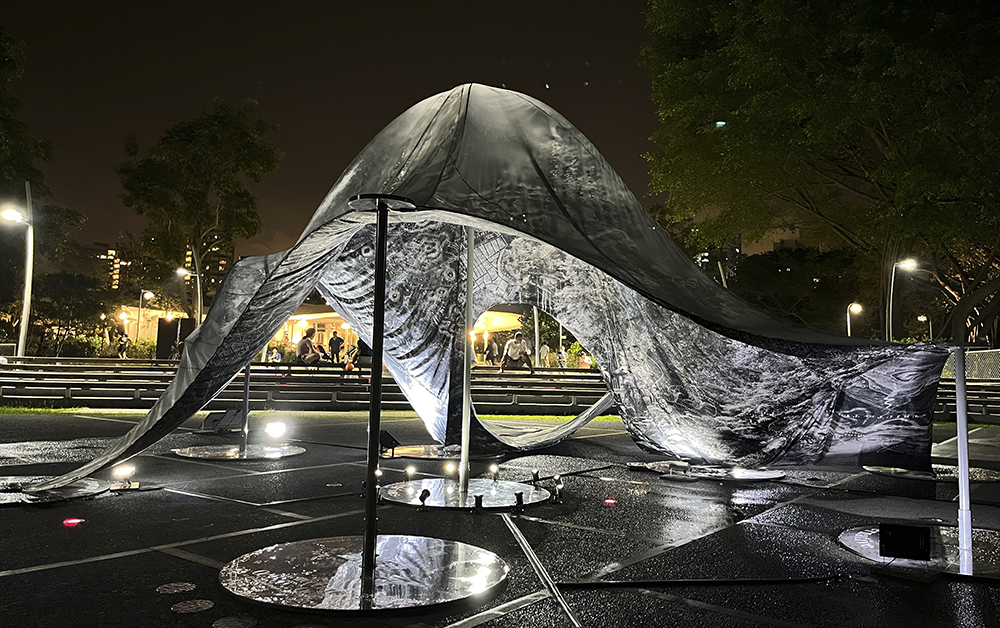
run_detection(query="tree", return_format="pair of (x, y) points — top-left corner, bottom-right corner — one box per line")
(642, 0), (1000, 343)
(729, 247), (862, 333)
(32, 272), (106, 355)
(118, 99), (282, 317)
(0, 28), (50, 199)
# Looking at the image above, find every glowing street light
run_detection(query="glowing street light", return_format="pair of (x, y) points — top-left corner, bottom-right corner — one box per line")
(917, 314), (933, 341)
(176, 268), (202, 323)
(846, 303), (862, 337)
(887, 258), (918, 341)
(1, 183), (33, 358)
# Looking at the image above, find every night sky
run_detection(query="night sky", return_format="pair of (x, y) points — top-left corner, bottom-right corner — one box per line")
(3, 1), (660, 258)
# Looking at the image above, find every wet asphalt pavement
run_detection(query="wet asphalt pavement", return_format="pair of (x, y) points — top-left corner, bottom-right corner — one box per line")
(1, 411), (999, 627)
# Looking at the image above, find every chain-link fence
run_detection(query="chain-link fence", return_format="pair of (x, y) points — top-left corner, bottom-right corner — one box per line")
(941, 349), (1000, 380)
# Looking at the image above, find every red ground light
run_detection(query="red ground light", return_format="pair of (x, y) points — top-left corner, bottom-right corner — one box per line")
(603, 498), (617, 506)
(62, 518), (85, 527)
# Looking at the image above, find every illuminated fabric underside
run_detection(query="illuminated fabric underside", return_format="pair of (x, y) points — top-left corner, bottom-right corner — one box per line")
(32, 84), (947, 490)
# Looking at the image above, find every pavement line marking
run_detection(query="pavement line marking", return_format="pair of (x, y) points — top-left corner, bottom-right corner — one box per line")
(156, 547), (226, 569)
(568, 430), (628, 440)
(636, 588), (813, 628)
(441, 590), (551, 628)
(163, 487), (350, 518)
(513, 514), (664, 545)
(501, 513), (583, 628)
(0, 509), (366, 579)
(74, 414), (197, 431)
(0, 548), (154, 577)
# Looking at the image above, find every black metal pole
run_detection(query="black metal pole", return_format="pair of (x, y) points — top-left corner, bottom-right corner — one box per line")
(360, 197), (390, 607)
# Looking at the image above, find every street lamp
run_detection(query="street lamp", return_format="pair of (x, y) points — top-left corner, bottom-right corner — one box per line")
(917, 314), (933, 341)
(887, 258), (917, 341)
(1, 183), (33, 358)
(176, 268), (202, 323)
(137, 291), (154, 339)
(846, 303), (862, 337)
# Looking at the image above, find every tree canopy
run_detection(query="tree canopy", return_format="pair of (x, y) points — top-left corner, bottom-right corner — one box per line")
(118, 99), (282, 317)
(0, 28), (50, 199)
(643, 0), (1000, 343)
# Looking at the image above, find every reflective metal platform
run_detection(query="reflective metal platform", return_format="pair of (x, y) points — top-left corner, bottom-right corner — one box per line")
(219, 534), (508, 611)
(0, 475), (109, 506)
(839, 525), (1000, 578)
(628, 461), (786, 482)
(380, 478), (550, 510)
(864, 464), (1000, 482)
(172, 444), (306, 460)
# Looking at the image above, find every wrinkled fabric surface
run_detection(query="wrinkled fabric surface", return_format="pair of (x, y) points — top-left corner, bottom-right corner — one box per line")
(30, 84), (948, 491)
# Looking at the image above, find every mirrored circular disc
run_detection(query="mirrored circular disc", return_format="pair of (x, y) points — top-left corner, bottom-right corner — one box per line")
(220, 534), (508, 611)
(380, 478), (550, 510)
(380, 445), (502, 461)
(864, 464), (1000, 482)
(839, 525), (1000, 578)
(0, 475), (109, 506)
(172, 444), (306, 460)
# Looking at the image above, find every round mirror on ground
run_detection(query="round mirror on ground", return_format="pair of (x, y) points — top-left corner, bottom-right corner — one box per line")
(220, 534), (508, 612)
(864, 464), (1000, 482)
(172, 444), (306, 460)
(380, 478), (550, 511)
(839, 525), (1000, 578)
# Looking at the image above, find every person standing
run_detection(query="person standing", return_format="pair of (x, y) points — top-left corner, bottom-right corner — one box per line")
(500, 331), (535, 374)
(539, 343), (550, 368)
(329, 331), (345, 362)
(117, 333), (132, 359)
(557, 346), (568, 369)
(485, 337), (500, 365)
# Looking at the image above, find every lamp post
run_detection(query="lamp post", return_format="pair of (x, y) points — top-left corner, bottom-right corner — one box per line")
(887, 258), (917, 341)
(846, 303), (862, 337)
(176, 268), (202, 323)
(137, 291), (154, 339)
(1, 182), (34, 358)
(917, 314), (933, 341)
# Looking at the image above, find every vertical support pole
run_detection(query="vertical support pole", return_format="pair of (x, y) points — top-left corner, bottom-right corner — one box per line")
(360, 198), (390, 607)
(887, 265), (897, 342)
(846, 307), (852, 337)
(16, 181), (33, 358)
(459, 227), (474, 494)
(953, 346), (973, 574)
(533, 305), (540, 368)
(239, 362), (251, 458)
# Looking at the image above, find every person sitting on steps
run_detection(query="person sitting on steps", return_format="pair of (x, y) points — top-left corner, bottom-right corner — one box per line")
(296, 327), (329, 365)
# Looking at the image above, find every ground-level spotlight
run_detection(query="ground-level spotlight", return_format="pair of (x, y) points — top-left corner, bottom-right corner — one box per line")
(264, 422), (286, 438)
(490, 463), (500, 482)
(62, 517), (85, 527)
(445, 462), (456, 475)
(405, 466), (416, 482)
(603, 497), (617, 507)
(111, 464), (138, 490)
(531, 469), (540, 485)
(418, 488), (431, 510)
(474, 494), (484, 511)
(514, 491), (524, 510)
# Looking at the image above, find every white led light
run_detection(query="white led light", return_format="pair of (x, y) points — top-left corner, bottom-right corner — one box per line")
(264, 422), (286, 438)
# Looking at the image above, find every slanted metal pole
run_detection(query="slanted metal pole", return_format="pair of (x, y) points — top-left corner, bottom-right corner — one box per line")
(360, 197), (390, 607)
(16, 181), (33, 358)
(953, 346), (973, 574)
(460, 227), (474, 494)
(239, 362), (251, 458)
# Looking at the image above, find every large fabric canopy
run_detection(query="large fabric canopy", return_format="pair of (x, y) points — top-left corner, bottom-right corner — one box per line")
(32, 84), (948, 491)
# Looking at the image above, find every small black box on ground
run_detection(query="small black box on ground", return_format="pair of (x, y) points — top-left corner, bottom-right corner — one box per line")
(879, 523), (932, 561)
